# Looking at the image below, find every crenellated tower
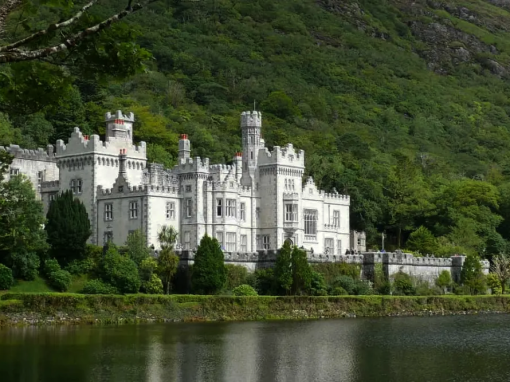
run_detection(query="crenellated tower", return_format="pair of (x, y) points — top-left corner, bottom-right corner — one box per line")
(105, 110), (134, 143)
(240, 110), (262, 187)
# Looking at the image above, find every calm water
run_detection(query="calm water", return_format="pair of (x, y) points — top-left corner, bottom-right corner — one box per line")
(1, 315), (510, 382)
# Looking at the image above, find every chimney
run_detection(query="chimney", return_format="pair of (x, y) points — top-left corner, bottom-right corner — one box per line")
(234, 152), (242, 182)
(119, 149), (127, 178)
(178, 134), (190, 161)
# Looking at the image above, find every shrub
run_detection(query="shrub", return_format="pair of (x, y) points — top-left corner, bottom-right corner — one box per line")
(435, 270), (452, 293)
(64, 258), (95, 275)
(43, 258), (61, 277)
(0, 264), (14, 290)
(487, 273), (502, 295)
(232, 284), (258, 296)
(353, 280), (371, 295)
(47, 270), (72, 292)
(393, 271), (416, 296)
(415, 281), (442, 296)
(98, 245), (141, 294)
(253, 268), (276, 295)
(376, 281), (391, 295)
(142, 274), (164, 294)
(82, 279), (119, 294)
(330, 286), (348, 295)
(333, 275), (356, 295)
(461, 254), (487, 294)
(10, 250), (40, 280)
(224, 264), (249, 290)
(312, 262), (361, 287)
(309, 271), (328, 296)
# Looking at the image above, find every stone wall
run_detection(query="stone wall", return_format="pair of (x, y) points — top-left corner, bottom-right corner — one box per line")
(175, 249), (489, 285)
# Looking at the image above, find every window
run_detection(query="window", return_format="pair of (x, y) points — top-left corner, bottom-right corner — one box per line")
(129, 201), (138, 219)
(262, 235), (270, 250)
(70, 180), (76, 194)
(166, 202), (175, 220)
(226, 233), (236, 252)
(183, 231), (190, 250)
(240, 235), (248, 252)
(240, 203), (246, 221)
(250, 151), (253, 160)
(185, 185), (192, 192)
(337, 240), (342, 256)
(304, 209), (318, 236)
(103, 231), (113, 245)
(325, 238), (334, 254)
(216, 198), (223, 217)
(118, 186), (124, 192)
(104, 204), (113, 221)
(37, 171), (44, 184)
(76, 179), (82, 194)
(226, 199), (236, 217)
(333, 210), (340, 227)
(284, 204), (298, 222)
(357, 238), (362, 246)
(9, 168), (19, 175)
(49, 193), (58, 202)
(216, 231), (224, 249)
(186, 199), (192, 217)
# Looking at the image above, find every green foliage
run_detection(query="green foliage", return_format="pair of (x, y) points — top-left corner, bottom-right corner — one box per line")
(252, 268), (276, 296)
(333, 276), (356, 295)
(64, 258), (95, 276)
(0, 264), (13, 290)
(290, 246), (312, 295)
(157, 248), (179, 294)
(0, 174), (47, 279)
(309, 271), (328, 296)
(393, 271), (416, 296)
(486, 273), (502, 295)
(461, 254), (487, 295)
(224, 264), (249, 290)
(436, 270), (452, 293)
(45, 190), (91, 265)
(311, 262), (361, 287)
(125, 230), (151, 266)
(274, 241), (292, 294)
(406, 226), (438, 255)
(81, 279), (119, 295)
(142, 274), (164, 295)
(43, 259), (61, 277)
(373, 263), (390, 295)
(98, 245), (141, 294)
(232, 284), (258, 296)
(330, 286), (348, 296)
(353, 280), (372, 296)
(191, 235), (226, 295)
(47, 269), (72, 292)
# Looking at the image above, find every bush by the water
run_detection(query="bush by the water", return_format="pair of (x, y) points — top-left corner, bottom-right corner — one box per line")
(232, 284), (258, 296)
(0, 264), (14, 290)
(333, 276), (356, 295)
(64, 258), (95, 275)
(142, 274), (164, 294)
(82, 279), (119, 294)
(330, 286), (348, 295)
(225, 265), (249, 290)
(47, 269), (72, 292)
(98, 245), (141, 294)
(43, 259), (60, 277)
(191, 235), (226, 294)
(393, 272), (416, 296)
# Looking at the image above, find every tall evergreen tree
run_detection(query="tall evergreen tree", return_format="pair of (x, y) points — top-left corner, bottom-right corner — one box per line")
(191, 235), (226, 295)
(291, 246), (312, 295)
(45, 190), (91, 265)
(274, 241), (292, 295)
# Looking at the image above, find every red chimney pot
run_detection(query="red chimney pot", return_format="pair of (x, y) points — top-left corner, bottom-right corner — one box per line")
(180, 134), (188, 140)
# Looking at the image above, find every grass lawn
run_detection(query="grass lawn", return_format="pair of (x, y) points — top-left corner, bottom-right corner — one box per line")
(68, 275), (89, 293)
(1, 274), (89, 295)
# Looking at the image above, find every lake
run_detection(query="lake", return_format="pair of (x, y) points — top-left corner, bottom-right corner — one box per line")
(1, 315), (510, 382)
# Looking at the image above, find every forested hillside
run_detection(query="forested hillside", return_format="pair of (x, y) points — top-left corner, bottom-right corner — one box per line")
(2, 0), (510, 255)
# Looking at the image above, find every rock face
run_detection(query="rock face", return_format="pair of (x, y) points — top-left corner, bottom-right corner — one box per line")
(317, 0), (510, 78)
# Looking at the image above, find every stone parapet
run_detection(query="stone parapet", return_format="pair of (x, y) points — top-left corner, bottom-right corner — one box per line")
(0, 144), (56, 162)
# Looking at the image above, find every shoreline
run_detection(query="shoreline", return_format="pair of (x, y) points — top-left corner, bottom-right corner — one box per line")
(1, 293), (510, 327)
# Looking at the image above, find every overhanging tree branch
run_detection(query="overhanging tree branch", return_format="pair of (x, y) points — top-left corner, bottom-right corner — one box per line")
(0, 0), (99, 53)
(0, 0), (156, 64)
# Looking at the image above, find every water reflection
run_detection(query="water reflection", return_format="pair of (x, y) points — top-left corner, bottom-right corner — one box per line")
(2, 315), (510, 382)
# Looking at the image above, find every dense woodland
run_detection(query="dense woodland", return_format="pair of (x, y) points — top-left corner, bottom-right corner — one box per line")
(2, 0), (510, 256)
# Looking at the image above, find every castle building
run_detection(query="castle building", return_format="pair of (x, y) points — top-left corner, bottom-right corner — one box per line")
(1, 110), (361, 256)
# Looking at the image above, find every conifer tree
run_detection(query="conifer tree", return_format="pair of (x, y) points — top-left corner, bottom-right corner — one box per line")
(274, 241), (292, 295)
(291, 246), (312, 295)
(45, 190), (91, 265)
(191, 235), (226, 294)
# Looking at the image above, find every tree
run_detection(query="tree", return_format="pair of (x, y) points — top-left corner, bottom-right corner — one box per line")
(158, 225), (178, 250)
(491, 254), (510, 294)
(191, 235), (226, 295)
(435, 270), (452, 294)
(273, 241), (292, 295)
(45, 190), (91, 265)
(290, 246), (312, 295)
(406, 226), (438, 255)
(125, 229), (150, 266)
(0, 0), (158, 64)
(461, 254), (486, 295)
(157, 248), (178, 294)
(0, 169), (47, 279)
(98, 244), (140, 294)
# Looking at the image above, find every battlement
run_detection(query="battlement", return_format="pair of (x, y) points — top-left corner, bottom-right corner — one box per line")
(209, 163), (234, 172)
(319, 190), (350, 201)
(258, 143), (305, 167)
(174, 156), (209, 173)
(55, 127), (146, 159)
(104, 110), (135, 123)
(240, 110), (262, 127)
(98, 183), (180, 196)
(0, 144), (56, 162)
